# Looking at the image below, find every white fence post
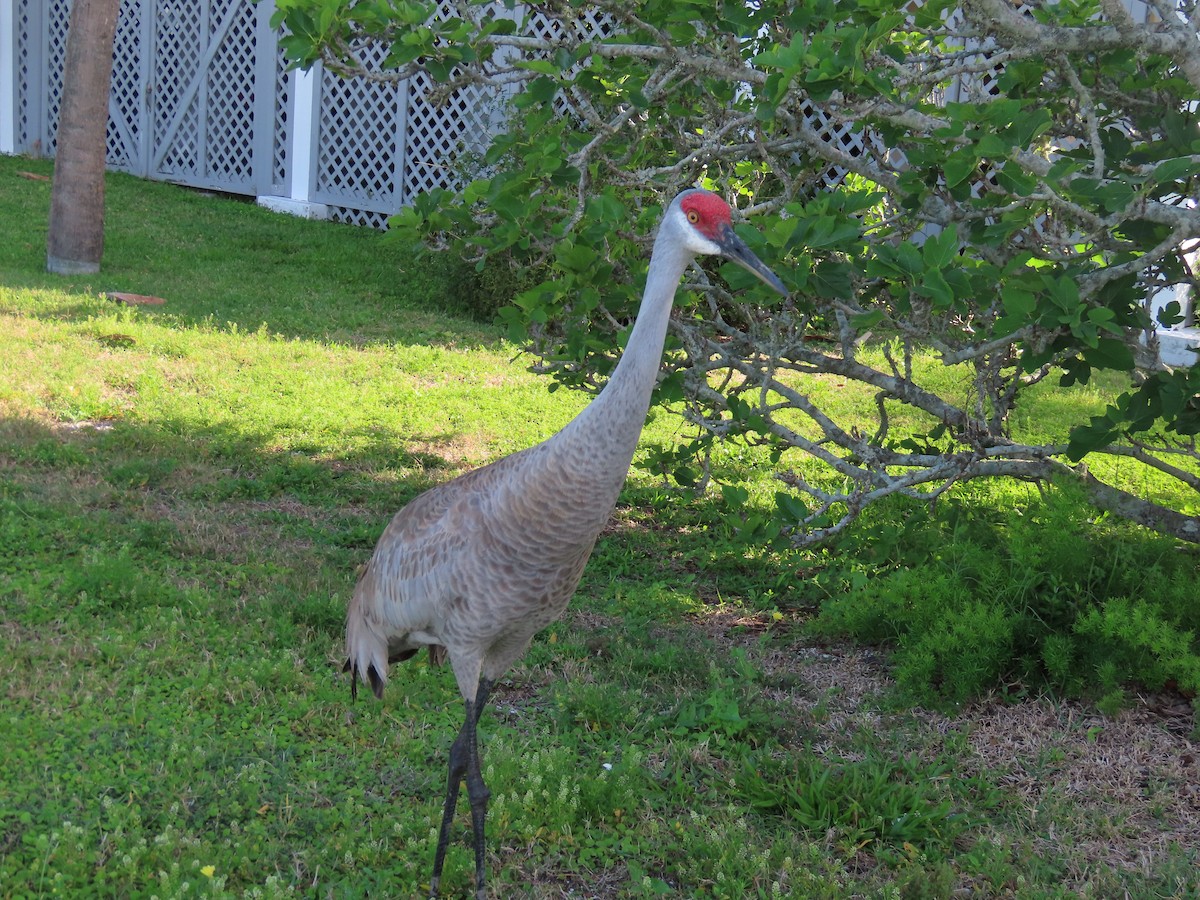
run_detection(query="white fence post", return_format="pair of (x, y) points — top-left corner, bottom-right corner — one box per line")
(0, 0), (18, 154)
(258, 65), (329, 219)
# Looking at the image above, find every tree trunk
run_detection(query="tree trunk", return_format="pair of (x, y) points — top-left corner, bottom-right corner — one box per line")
(46, 0), (120, 275)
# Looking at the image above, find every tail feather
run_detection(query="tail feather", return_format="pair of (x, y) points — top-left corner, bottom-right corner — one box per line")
(345, 587), (390, 702)
(345, 552), (444, 701)
(344, 656), (389, 701)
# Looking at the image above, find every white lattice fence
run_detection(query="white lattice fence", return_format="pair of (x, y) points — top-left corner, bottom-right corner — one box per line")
(12, 0), (276, 192)
(308, 0), (521, 228)
(107, 0), (145, 171)
(312, 39), (405, 228)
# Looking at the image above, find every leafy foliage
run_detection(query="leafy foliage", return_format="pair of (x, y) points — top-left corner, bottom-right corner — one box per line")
(812, 490), (1200, 709)
(273, 0), (1200, 544)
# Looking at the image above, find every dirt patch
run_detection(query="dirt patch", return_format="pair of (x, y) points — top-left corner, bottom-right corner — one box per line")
(933, 695), (1199, 868)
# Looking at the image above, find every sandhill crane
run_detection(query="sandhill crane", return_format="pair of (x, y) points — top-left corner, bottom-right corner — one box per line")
(344, 188), (786, 898)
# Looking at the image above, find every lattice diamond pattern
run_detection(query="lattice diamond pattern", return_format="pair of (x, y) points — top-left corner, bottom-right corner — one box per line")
(106, 0), (144, 170)
(203, 6), (257, 184)
(328, 206), (391, 229)
(144, 3), (261, 188)
(273, 42), (292, 191)
(153, 1), (202, 176)
(41, 1), (71, 155)
(397, 1), (513, 203)
(522, 5), (614, 121)
(314, 36), (401, 211)
(15, 1), (1151, 231)
(941, 2), (1035, 103)
(797, 98), (873, 191)
(15, 0), (32, 151)
(401, 70), (504, 199)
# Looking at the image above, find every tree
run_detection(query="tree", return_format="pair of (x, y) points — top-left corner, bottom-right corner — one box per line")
(46, 0), (121, 275)
(273, 0), (1200, 544)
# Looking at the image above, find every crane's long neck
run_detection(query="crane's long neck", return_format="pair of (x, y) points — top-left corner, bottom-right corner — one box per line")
(558, 226), (694, 475)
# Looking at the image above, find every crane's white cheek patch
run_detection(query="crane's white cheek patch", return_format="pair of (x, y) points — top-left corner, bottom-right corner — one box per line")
(690, 233), (724, 257)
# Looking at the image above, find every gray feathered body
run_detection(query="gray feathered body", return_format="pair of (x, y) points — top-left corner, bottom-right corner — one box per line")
(347, 417), (636, 703)
(345, 201), (701, 706)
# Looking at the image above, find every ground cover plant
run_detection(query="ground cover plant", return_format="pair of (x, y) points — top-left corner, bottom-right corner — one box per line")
(1, 155), (1198, 898)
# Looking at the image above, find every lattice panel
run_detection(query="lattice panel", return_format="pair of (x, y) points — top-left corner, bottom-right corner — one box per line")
(14, 0), (32, 152)
(314, 38), (401, 213)
(273, 41), (292, 192)
(106, 0), (144, 171)
(397, 3), (520, 201)
(328, 206), (392, 229)
(152, 2), (201, 176)
(203, 6), (257, 183)
(401, 70), (507, 197)
(396, 4), (613, 207)
(30, 0), (145, 167)
(41, 1), (71, 155)
(151, 4), (258, 188)
(522, 3), (614, 119)
(941, 2), (1036, 103)
(797, 98), (874, 191)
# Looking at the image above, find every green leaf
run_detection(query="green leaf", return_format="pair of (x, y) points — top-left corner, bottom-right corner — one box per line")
(995, 164), (1038, 196)
(774, 491), (809, 522)
(1066, 417), (1118, 460)
(919, 269), (954, 308)
(1156, 299), (1185, 328)
(812, 259), (853, 299)
(555, 241), (598, 274)
(943, 148), (977, 188)
(517, 59), (561, 76)
(895, 241), (923, 277)
(976, 133), (1009, 158)
(1012, 106), (1053, 147)
(1085, 338), (1136, 371)
(921, 225), (959, 269)
(1151, 156), (1200, 185)
(672, 465), (699, 487)
(852, 309), (886, 330)
(1001, 286), (1037, 319)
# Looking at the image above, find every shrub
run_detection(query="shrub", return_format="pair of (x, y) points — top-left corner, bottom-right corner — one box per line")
(813, 492), (1200, 709)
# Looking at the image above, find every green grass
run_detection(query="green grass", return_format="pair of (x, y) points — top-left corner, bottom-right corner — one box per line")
(2, 155), (1198, 899)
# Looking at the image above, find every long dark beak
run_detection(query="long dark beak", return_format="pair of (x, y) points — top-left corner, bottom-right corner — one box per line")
(717, 222), (788, 297)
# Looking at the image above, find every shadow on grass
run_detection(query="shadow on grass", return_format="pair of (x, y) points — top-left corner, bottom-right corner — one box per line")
(0, 409), (478, 652)
(0, 412), (467, 514)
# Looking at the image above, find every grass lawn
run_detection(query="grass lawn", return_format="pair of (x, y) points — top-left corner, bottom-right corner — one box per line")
(1, 154), (1197, 899)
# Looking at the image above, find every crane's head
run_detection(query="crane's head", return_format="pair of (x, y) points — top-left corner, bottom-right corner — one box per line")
(672, 189), (788, 297)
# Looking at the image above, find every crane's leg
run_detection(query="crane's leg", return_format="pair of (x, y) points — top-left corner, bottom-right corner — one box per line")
(430, 677), (492, 900)
(465, 677), (492, 899)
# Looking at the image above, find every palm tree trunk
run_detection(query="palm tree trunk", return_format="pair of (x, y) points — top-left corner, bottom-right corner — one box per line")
(46, 0), (120, 275)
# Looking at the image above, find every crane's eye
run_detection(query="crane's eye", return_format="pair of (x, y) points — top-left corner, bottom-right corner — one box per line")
(686, 209), (700, 224)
